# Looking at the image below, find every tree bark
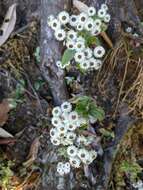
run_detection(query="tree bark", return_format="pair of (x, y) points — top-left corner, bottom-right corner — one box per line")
(40, 0), (69, 105)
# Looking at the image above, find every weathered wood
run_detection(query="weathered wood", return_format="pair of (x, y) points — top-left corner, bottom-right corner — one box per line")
(40, 0), (69, 105)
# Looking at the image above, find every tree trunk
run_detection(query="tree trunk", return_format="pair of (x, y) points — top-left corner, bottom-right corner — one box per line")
(40, 0), (143, 189)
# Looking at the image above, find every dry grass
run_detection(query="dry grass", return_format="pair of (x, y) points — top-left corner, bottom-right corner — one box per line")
(95, 37), (143, 118)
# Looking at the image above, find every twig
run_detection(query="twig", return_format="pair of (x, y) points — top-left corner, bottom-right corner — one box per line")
(11, 24), (30, 37)
(0, 138), (16, 145)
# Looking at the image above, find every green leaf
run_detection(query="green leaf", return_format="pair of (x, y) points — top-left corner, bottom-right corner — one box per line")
(75, 96), (91, 118)
(89, 104), (105, 121)
(78, 30), (101, 46)
(75, 96), (105, 121)
(62, 49), (76, 66)
(99, 128), (115, 138)
(34, 47), (40, 63)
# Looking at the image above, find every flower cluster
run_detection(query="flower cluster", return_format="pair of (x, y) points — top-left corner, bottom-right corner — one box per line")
(56, 162), (71, 175)
(50, 102), (97, 175)
(125, 26), (139, 37)
(47, 4), (110, 71)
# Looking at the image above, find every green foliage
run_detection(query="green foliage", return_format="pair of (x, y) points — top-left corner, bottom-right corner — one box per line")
(99, 128), (115, 139)
(34, 47), (40, 63)
(75, 96), (105, 121)
(14, 79), (25, 100)
(78, 31), (101, 46)
(120, 161), (142, 182)
(9, 79), (25, 108)
(34, 79), (45, 91)
(0, 157), (13, 189)
(58, 147), (68, 159)
(62, 49), (76, 66)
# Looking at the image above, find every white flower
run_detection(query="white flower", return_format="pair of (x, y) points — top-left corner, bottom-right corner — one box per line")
(77, 148), (88, 161)
(57, 162), (65, 175)
(57, 125), (67, 137)
(94, 19), (102, 27)
(57, 162), (63, 168)
(56, 60), (62, 68)
(69, 157), (81, 168)
(77, 135), (87, 145)
(67, 122), (77, 131)
(50, 19), (61, 30)
(74, 52), (85, 63)
(69, 111), (79, 123)
(50, 128), (58, 138)
(52, 106), (62, 117)
(47, 15), (55, 26)
(62, 162), (71, 174)
(66, 40), (75, 50)
(93, 46), (105, 58)
(75, 40), (85, 51)
(77, 117), (87, 126)
(55, 29), (66, 41)
(51, 137), (60, 146)
(84, 48), (92, 59)
(101, 4), (108, 11)
(61, 112), (69, 124)
(80, 60), (90, 70)
(64, 162), (70, 169)
(78, 12), (88, 24)
(78, 149), (90, 164)
(85, 18), (94, 31)
(89, 57), (97, 69)
(51, 117), (62, 127)
(58, 11), (69, 25)
(61, 102), (72, 113)
(87, 7), (96, 16)
(76, 36), (85, 42)
(89, 58), (102, 70)
(133, 180), (143, 189)
(67, 132), (76, 141)
(91, 26), (101, 36)
(125, 27), (132, 33)
(90, 150), (97, 160)
(57, 167), (64, 175)
(133, 33), (139, 37)
(94, 59), (103, 70)
(84, 150), (97, 164)
(76, 23), (84, 31)
(61, 137), (73, 145)
(98, 8), (106, 18)
(67, 30), (77, 41)
(104, 14), (111, 23)
(69, 15), (78, 27)
(67, 145), (77, 157)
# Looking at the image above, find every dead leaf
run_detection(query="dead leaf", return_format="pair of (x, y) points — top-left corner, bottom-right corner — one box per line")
(73, 0), (88, 12)
(0, 99), (11, 126)
(0, 128), (13, 138)
(0, 3), (17, 46)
